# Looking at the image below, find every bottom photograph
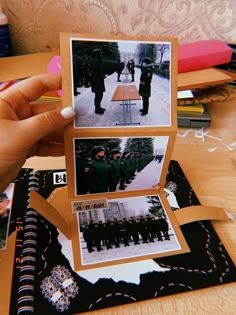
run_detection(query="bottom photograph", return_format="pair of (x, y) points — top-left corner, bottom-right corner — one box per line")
(72, 194), (189, 268)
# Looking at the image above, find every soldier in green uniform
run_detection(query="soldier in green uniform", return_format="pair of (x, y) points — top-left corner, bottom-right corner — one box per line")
(88, 145), (110, 194)
(108, 148), (121, 192)
(139, 57), (154, 116)
(119, 151), (131, 190)
(75, 146), (91, 195)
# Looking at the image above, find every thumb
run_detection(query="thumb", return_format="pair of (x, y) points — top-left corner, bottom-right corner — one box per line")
(19, 106), (75, 147)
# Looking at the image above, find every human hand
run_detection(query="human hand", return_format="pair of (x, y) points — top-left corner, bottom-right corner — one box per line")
(0, 73), (75, 192)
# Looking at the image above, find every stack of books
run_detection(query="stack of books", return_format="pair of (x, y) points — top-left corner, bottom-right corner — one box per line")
(177, 90), (205, 113)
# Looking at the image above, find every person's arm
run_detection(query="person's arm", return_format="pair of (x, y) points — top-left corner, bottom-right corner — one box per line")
(0, 73), (75, 192)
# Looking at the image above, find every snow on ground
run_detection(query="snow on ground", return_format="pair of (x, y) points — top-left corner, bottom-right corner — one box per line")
(73, 68), (171, 128)
(81, 233), (179, 266)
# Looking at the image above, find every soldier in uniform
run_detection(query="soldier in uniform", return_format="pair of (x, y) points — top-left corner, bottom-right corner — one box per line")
(158, 215), (170, 240)
(88, 145), (110, 194)
(108, 148), (121, 192)
(118, 219), (130, 247)
(90, 49), (106, 115)
(128, 59), (135, 82)
(93, 223), (103, 252)
(119, 151), (131, 190)
(75, 145), (91, 195)
(81, 58), (91, 88)
(83, 225), (94, 253)
(117, 59), (122, 82)
(127, 219), (140, 245)
(139, 57), (154, 116)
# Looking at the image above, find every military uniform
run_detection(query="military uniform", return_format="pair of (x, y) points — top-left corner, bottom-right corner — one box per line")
(139, 57), (153, 115)
(88, 158), (109, 194)
(90, 49), (106, 114)
(81, 145), (109, 194)
(108, 149), (121, 192)
(83, 225), (94, 253)
(119, 153), (131, 190)
(128, 59), (135, 82)
(75, 156), (91, 195)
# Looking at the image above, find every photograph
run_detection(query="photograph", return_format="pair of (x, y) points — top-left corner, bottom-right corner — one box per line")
(74, 195), (181, 266)
(73, 136), (169, 196)
(0, 183), (14, 250)
(70, 37), (172, 127)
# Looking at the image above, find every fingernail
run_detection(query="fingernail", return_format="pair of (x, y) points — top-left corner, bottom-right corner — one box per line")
(60, 106), (75, 119)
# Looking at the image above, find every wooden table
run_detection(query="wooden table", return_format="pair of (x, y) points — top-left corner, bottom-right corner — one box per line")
(24, 94), (236, 314)
(111, 84), (141, 126)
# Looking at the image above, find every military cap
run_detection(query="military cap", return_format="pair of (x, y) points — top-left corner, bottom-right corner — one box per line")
(111, 148), (120, 155)
(92, 145), (105, 154)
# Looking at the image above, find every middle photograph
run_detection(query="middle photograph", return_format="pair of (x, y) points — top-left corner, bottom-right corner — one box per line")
(73, 136), (169, 197)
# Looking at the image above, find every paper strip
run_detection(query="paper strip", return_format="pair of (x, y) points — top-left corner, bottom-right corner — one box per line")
(175, 205), (234, 226)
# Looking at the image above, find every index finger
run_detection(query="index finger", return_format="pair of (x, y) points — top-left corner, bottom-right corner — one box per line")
(0, 73), (62, 112)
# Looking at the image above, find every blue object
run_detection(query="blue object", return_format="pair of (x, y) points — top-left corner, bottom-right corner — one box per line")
(0, 24), (11, 57)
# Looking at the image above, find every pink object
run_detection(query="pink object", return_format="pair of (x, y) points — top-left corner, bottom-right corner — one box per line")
(178, 40), (232, 73)
(47, 55), (62, 96)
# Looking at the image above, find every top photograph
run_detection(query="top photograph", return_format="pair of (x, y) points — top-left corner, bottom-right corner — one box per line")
(70, 37), (175, 128)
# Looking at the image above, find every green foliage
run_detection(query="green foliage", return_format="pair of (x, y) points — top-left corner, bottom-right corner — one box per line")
(137, 43), (158, 63)
(72, 40), (120, 61)
(146, 195), (164, 216)
(124, 137), (154, 155)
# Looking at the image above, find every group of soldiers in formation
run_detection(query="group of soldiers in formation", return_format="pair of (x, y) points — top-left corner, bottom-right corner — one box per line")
(73, 55), (93, 94)
(82, 214), (170, 253)
(76, 145), (163, 195)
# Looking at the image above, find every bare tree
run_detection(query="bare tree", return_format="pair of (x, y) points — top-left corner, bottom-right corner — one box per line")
(157, 44), (170, 65)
